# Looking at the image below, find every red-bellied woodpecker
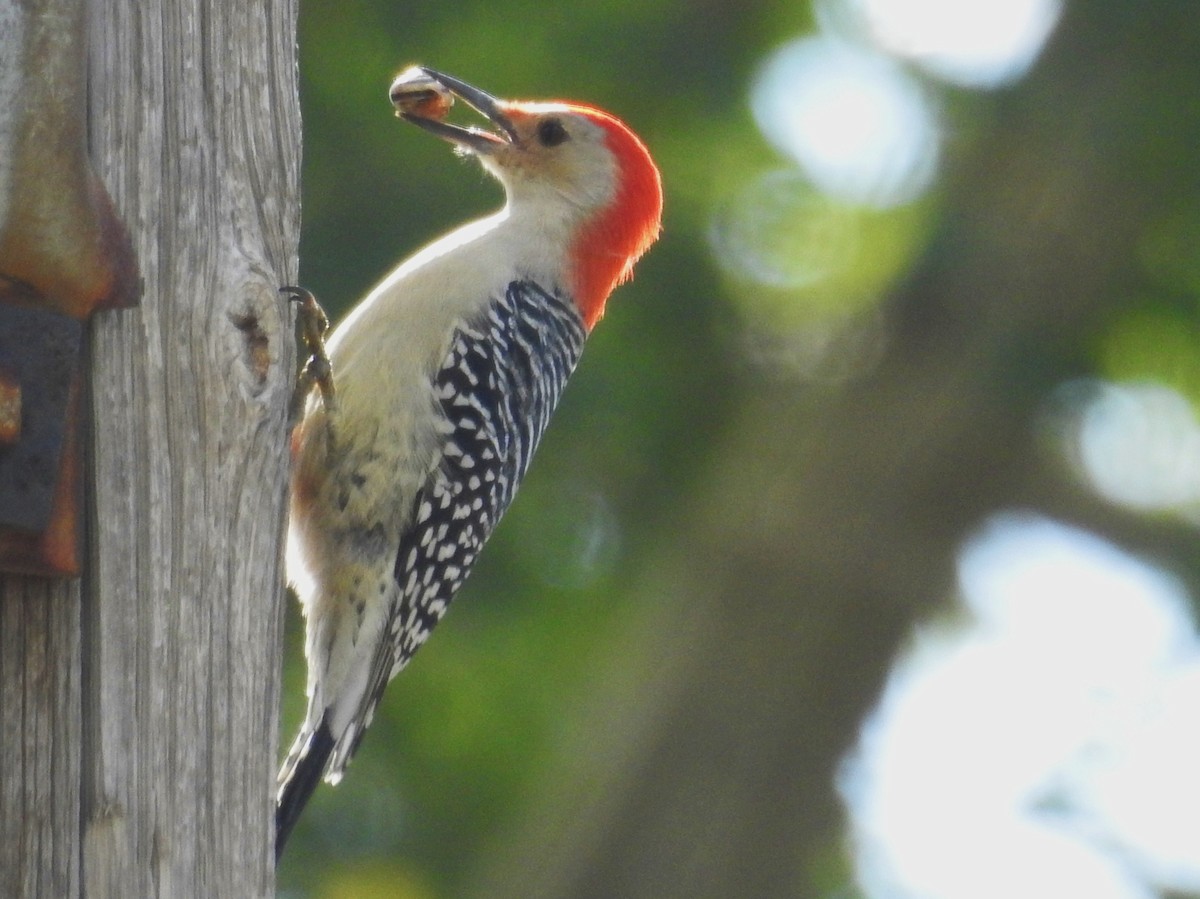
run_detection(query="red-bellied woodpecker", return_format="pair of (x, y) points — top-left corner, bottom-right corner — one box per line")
(275, 67), (663, 859)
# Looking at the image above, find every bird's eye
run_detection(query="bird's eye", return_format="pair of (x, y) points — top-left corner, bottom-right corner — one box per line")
(536, 118), (569, 147)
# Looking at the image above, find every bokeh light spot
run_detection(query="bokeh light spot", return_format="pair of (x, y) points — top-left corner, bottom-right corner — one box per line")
(852, 0), (1063, 87)
(1054, 380), (1200, 515)
(751, 37), (939, 208)
(708, 168), (859, 290)
(842, 514), (1200, 899)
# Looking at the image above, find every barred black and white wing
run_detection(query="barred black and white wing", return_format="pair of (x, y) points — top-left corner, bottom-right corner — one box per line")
(342, 279), (584, 767)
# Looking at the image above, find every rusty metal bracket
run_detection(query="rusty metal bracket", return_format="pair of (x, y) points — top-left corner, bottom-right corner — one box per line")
(0, 0), (141, 576)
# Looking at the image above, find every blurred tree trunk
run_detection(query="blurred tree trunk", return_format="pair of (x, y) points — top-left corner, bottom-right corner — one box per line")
(0, 0), (300, 895)
(466, 4), (1200, 897)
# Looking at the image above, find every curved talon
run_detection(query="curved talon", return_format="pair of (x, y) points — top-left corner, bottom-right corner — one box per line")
(284, 285), (338, 424)
(282, 286), (329, 350)
(279, 285), (314, 303)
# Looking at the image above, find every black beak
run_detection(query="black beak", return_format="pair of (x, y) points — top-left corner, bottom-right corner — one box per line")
(392, 68), (518, 153)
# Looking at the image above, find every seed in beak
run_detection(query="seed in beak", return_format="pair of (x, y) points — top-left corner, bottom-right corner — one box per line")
(389, 66), (455, 120)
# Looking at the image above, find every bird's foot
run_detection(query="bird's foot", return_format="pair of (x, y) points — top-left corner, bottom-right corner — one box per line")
(282, 286), (338, 425)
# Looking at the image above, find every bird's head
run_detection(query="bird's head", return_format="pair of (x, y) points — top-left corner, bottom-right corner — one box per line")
(392, 67), (663, 329)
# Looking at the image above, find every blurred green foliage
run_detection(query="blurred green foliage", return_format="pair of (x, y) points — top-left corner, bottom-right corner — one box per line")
(279, 2), (1200, 897)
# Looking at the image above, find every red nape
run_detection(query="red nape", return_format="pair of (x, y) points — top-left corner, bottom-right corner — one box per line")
(566, 107), (663, 330)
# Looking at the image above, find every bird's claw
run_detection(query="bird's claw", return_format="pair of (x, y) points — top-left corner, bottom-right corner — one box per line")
(283, 286), (338, 425)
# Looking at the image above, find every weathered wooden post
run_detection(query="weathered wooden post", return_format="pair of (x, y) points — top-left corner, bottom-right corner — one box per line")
(0, 0), (301, 894)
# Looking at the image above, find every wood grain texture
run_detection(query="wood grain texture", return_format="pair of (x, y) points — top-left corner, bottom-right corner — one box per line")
(0, 3), (83, 895)
(82, 0), (301, 892)
(1, 0), (296, 895)
(0, 577), (81, 899)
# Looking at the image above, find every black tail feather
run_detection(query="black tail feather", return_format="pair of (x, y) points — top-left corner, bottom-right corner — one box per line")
(275, 717), (336, 864)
